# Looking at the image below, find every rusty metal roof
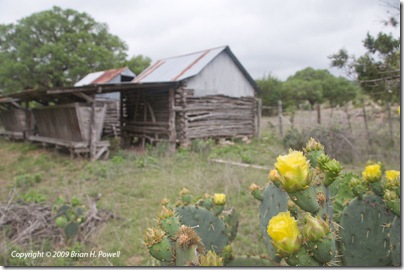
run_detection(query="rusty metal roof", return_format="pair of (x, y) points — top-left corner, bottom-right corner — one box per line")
(133, 46), (256, 89)
(74, 67), (135, 86)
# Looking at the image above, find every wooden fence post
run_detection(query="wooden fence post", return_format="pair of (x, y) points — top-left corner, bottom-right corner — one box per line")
(278, 100), (283, 137)
(168, 87), (176, 152)
(362, 100), (371, 146)
(255, 98), (262, 139)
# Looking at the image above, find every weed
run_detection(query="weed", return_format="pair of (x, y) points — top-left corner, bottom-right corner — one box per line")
(19, 190), (47, 203)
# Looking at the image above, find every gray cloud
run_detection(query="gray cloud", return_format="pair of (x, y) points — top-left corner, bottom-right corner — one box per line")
(0, 0), (399, 80)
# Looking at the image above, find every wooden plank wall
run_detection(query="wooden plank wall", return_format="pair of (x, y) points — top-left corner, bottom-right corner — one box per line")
(175, 88), (257, 141)
(33, 103), (105, 142)
(0, 109), (33, 132)
(122, 89), (170, 142)
(97, 99), (120, 137)
(121, 87), (257, 146)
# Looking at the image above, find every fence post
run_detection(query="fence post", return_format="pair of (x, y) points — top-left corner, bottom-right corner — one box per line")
(386, 100), (394, 146)
(255, 98), (262, 139)
(278, 100), (283, 137)
(362, 99), (371, 146)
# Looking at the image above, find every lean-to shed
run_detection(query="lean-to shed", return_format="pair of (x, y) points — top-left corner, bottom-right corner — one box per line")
(121, 45), (260, 147)
(75, 67), (136, 137)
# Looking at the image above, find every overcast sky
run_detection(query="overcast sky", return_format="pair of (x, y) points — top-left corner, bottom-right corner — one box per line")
(0, 0), (400, 80)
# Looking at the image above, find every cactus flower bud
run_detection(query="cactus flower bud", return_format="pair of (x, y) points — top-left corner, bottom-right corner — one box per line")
(349, 177), (367, 199)
(322, 159), (342, 186)
(180, 188), (192, 205)
(268, 169), (282, 188)
(199, 250), (224, 266)
(213, 193), (226, 205)
(303, 213), (330, 242)
(362, 164), (382, 183)
(249, 183), (264, 201)
(274, 151), (311, 193)
(267, 211), (302, 257)
(384, 189), (400, 216)
(304, 138), (324, 152)
(316, 154), (330, 171)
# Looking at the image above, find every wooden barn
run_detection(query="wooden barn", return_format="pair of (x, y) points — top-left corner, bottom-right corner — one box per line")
(120, 45), (260, 147)
(75, 67), (136, 137)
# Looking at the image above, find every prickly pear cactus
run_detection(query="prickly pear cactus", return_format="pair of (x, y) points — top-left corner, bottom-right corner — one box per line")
(175, 205), (229, 253)
(252, 182), (288, 262)
(250, 138), (343, 266)
(340, 194), (395, 266)
(144, 196), (226, 266)
(173, 190), (238, 254)
(390, 216), (401, 266)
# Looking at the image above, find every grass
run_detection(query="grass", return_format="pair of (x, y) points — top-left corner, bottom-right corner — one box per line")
(0, 134), (281, 266)
(0, 104), (400, 266)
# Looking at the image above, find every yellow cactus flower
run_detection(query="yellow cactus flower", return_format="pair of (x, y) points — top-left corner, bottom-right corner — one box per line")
(385, 170), (400, 183)
(213, 193), (226, 205)
(274, 151), (311, 192)
(267, 211), (302, 257)
(362, 164), (382, 183)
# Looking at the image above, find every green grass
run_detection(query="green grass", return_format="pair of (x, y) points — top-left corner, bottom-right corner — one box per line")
(0, 136), (278, 266)
(0, 118), (400, 266)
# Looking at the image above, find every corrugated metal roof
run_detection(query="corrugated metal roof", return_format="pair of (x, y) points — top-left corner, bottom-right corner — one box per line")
(133, 46), (228, 83)
(74, 67), (133, 86)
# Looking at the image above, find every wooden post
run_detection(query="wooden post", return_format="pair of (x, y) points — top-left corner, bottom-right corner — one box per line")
(89, 100), (97, 160)
(362, 100), (371, 146)
(386, 100), (394, 146)
(255, 98), (262, 139)
(24, 101), (31, 140)
(168, 87), (177, 152)
(317, 104), (321, 125)
(278, 100), (283, 137)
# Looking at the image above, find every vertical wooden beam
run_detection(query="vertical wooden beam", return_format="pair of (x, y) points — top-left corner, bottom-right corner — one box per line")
(24, 102), (31, 140)
(89, 100), (97, 160)
(255, 98), (262, 139)
(168, 87), (176, 151)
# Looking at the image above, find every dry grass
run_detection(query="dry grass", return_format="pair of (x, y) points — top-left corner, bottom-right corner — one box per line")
(0, 104), (400, 266)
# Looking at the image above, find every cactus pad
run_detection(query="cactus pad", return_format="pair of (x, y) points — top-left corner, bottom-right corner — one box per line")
(390, 216), (401, 266)
(176, 205), (229, 253)
(340, 194), (395, 266)
(258, 182), (288, 262)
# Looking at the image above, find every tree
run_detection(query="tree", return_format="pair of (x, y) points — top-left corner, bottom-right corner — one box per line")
(124, 55), (151, 76)
(0, 6), (138, 93)
(256, 74), (283, 107)
(329, 1), (400, 104)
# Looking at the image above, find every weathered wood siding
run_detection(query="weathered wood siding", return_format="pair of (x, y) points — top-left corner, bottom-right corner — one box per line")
(98, 99), (120, 137)
(121, 87), (257, 145)
(122, 89), (170, 141)
(184, 52), (255, 98)
(0, 109), (34, 132)
(175, 88), (257, 141)
(33, 103), (105, 142)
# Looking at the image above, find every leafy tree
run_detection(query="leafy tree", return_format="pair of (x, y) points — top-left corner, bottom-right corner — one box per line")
(124, 55), (151, 76)
(256, 74), (283, 107)
(329, 1), (400, 103)
(0, 6), (143, 93)
(322, 77), (360, 109)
